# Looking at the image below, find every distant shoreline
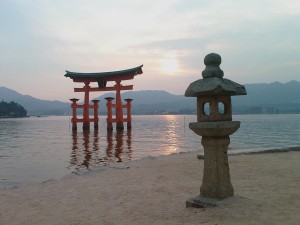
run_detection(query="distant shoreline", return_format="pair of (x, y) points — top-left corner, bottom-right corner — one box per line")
(0, 116), (28, 119)
(20, 112), (300, 117)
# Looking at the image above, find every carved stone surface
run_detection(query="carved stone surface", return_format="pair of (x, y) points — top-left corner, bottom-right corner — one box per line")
(190, 122), (239, 199)
(186, 195), (221, 208)
(202, 53), (224, 78)
(185, 77), (247, 97)
(185, 53), (247, 208)
(185, 53), (246, 97)
(186, 133), (236, 208)
(197, 96), (232, 122)
(189, 121), (240, 137)
(200, 136), (233, 199)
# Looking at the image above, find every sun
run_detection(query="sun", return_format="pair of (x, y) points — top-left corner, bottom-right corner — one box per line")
(161, 57), (178, 75)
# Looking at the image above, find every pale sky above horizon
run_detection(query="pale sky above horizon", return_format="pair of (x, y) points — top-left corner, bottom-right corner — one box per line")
(1, 0), (299, 101)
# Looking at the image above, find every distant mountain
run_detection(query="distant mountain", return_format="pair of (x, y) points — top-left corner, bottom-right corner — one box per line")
(1, 80), (300, 115)
(97, 90), (184, 105)
(0, 87), (70, 115)
(96, 90), (195, 114)
(96, 81), (300, 114)
(232, 80), (300, 114)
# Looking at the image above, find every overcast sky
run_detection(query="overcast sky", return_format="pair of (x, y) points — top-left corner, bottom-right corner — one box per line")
(1, 0), (299, 101)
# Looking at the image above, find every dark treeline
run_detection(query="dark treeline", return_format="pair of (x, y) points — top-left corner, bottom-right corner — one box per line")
(0, 101), (27, 118)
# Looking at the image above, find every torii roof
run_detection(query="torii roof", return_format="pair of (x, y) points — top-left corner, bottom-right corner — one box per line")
(65, 65), (143, 82)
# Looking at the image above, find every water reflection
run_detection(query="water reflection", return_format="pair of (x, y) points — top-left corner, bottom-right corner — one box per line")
(161, 115), (180, 155)
(70, 130), (132, 172)
(1, 115), (300, 187)
(106, 130), (132, 162)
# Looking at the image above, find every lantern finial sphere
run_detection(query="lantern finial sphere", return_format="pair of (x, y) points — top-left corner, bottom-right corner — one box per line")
(202, 53), (224, 78)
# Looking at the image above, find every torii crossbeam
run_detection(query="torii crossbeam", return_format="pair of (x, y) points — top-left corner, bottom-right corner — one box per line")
(65, 65), (143, 131)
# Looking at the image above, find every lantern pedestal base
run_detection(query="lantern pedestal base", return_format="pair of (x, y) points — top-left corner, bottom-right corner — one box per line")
(187, 121), (240, 207)
(186, 195), (246, 208)
(186, 195), (221, 208)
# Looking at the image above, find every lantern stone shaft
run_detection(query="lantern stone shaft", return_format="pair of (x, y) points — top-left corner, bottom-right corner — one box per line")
(185, 53), (246, 208)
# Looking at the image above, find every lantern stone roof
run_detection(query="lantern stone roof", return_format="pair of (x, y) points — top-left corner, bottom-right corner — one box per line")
(65, 65), (143, 80)
(185, 53), (246, 97)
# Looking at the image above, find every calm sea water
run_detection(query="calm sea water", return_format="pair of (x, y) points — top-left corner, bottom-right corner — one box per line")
(0, 114), (299, 187)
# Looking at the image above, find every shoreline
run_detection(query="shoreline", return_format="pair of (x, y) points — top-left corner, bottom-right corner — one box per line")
(229, 145), (300, 155)
(1, 149), (300, 224)
(1, 146), (300, 190)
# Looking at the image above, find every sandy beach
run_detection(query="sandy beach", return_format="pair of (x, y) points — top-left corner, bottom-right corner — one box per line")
(0, 150), (299, 225)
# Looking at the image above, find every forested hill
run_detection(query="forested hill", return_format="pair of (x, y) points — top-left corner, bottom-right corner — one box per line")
(0, 87), (69, 116)
(96, 81), (300, 114)
(1, 80), (300, 115)
(232, 80), (300, 114)
(0, 101), (27, 118)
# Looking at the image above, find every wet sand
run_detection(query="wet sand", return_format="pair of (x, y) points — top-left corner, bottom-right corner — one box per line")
(0, 150), (299, 225)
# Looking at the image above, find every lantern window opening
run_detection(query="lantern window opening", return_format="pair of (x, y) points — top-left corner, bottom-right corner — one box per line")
(218, 101), (226, 115)
(203, 102), (211, 116)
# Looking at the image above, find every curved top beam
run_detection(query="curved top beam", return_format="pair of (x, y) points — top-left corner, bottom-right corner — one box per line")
(65, 65), (143, 80)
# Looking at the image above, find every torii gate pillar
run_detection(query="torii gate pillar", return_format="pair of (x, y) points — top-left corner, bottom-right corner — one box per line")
(105, 97), (114, 131)
(115, 81), (124, 130)
(125, 98), (133, 129)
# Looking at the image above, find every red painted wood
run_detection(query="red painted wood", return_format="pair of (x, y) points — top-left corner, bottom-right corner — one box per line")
(68, 75), (137, 130)
(74, 85), (133, 92)
(71, 74), (135, 83)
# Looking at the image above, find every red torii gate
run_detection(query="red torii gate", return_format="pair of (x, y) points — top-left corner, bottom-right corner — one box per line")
(65, 65), (143, 131)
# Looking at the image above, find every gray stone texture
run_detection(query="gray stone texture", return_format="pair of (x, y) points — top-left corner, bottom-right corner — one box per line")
(200, 136), (233, 199)
(185, 53), (247, 97)
(185, 53), (247, 208)
(185, 77), (247, 97)
(189, 121), (240, 137)
(202, 53), (224, 78)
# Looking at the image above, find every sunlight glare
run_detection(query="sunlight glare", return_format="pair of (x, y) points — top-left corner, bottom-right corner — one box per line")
(161, 57), (178, 75)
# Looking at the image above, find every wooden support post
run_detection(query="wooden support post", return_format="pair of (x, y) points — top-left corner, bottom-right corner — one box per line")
(70, 98), (79, 131)
(83, 81), (91, 131)
(125, 98), (133, 129)
(105, 97), (114, 131)
(115, 81), (124, 130)
(92, 100), (100, 130)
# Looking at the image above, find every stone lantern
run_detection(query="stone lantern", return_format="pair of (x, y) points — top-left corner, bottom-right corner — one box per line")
(185, 53), (247, 208)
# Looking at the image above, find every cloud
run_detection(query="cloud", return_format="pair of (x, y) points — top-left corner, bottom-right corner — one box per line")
(0, 0), (299, 100)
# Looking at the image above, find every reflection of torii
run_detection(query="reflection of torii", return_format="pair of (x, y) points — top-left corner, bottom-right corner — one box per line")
(70, 131), (98, 170)
(65, 65), (143, 131)
(69, 130), (132, 170)
(106, 130), (132, 163)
